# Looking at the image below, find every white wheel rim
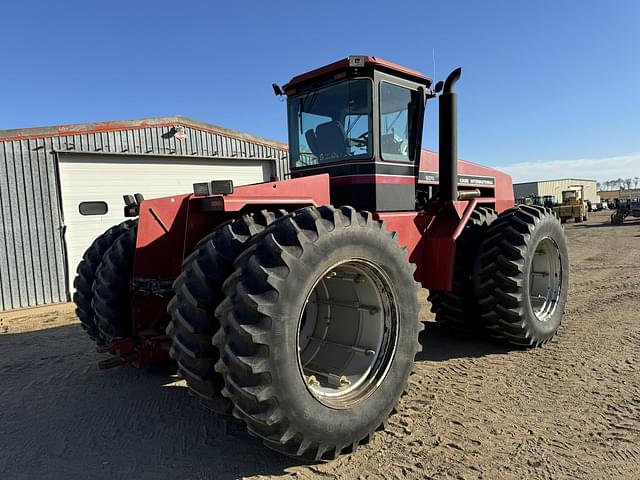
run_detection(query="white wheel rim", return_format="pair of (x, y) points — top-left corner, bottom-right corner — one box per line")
(296, 259), (399, 408)
(529, 236), (563, 322)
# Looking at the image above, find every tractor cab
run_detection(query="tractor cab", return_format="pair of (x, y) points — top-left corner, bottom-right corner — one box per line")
(562, 189), (580, 204)
(282, 56), (432, 211)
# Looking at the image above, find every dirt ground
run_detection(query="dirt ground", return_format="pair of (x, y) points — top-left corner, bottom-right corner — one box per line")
(1, 211), (639, 479)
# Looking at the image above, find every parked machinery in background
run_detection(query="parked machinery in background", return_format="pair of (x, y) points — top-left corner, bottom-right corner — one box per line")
(516, 196), (534, 206)
(541, 195), (556, 208)
(611, 198), (640, 224)
(517, 195), (556, 208)
(554, 186), (588, 223)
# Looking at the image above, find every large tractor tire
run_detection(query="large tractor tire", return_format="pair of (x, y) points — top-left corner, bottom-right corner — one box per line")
(166, 210), (283, 415)
(93, 223), (138, 342)
(428, 207), (497, 332)
(475, 205), (569, 347)
(73, 220), (136, 346)
(214, 206), (422, 460)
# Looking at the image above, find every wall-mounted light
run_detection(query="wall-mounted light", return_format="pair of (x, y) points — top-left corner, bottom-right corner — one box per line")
(174, 125), (187, 141)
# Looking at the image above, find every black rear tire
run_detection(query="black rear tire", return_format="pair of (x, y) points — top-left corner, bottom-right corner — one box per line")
(166, 210), (283, 415)
(428, 207), (497, 333)
(93, 223), (138, 342)
(214, 206), (422, 460)
(73, 220), (136, 345)
(475, 206), (569, 347)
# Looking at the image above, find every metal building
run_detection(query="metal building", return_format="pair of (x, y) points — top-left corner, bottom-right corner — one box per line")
(0, 116), (288, 311)
(513, 178), (598, 204)
(599, 188), (640, 201)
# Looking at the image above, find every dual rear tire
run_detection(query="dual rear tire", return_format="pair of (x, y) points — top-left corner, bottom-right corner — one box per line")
(166, 210), (284, 415)
(429, 205), (568, 347)
(168, 206), (422, 460)
(476, 205), (568, 346)
(73, 220), (137, 345)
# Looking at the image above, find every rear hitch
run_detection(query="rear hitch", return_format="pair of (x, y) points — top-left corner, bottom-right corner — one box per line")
(96, 335), (171, 369)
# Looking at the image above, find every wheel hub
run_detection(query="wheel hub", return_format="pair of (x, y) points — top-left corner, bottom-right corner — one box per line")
(529, 236), (563, 322)
(297, 259), (399, 408)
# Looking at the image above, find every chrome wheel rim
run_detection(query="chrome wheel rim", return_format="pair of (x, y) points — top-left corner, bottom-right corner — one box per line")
(529, 236), (563, 322)
(296, 259), (399, 408)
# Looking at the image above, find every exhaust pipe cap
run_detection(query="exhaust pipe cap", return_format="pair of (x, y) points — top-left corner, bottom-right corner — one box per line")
(443, 67), (462, 94)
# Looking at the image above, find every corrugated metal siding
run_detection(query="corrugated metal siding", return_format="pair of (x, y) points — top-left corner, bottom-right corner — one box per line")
(0, 119), (291, 310)
(536, 180), (598, 204)
(0, 139), (67, 310)
(46, 123), (289, 179)
(514, 179), (598, 204)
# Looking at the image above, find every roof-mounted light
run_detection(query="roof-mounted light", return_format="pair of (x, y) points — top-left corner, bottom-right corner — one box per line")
(348, 56), (366, 68)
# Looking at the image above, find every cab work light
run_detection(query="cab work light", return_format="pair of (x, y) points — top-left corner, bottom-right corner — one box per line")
(122, 193), (144, 217)
(193, 182), (212, 196)
(193, 180), (234, 196)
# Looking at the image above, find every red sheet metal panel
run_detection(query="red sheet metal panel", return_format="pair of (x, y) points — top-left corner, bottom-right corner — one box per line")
(376, 199), (478, 292)
(419, 149), (515, 212)
(195, 174), (331, 212)
(374, 211), (431, 283)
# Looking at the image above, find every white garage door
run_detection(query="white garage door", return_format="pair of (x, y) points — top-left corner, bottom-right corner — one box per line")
(58, 152), (272, 292)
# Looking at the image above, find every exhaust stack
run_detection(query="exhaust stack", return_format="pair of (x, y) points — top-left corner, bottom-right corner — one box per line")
(439, 67), (462, 202)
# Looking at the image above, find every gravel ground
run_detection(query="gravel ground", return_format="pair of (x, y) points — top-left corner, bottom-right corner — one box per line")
(1, 211), (638, 479)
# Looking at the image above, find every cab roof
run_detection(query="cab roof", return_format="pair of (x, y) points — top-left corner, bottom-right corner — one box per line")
(283, 56), (432, 94)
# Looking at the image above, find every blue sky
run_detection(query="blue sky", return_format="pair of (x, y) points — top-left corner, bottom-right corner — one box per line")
(1, 0), (638, 183)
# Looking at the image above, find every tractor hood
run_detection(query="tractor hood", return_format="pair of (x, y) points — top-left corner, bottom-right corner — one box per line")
(419, 149), (514, 212)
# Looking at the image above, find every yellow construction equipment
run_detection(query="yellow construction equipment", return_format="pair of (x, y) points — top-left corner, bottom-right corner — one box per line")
(554, 186), (588, 223)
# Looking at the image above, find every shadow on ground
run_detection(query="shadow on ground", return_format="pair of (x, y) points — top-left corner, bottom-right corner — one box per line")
(0, 325), (307, 480)
(570, 220), (640, 229)
(416, 321), (513, 362)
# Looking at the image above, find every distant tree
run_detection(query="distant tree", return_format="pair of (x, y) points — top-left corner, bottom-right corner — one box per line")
(618, 178), (625, 190)
(634, 177), (639, 189)
(625, 178), (633, 190)
(596, 181), (601, 191)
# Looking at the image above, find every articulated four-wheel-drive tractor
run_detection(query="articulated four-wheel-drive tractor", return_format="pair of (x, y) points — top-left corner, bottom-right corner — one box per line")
(74, 56), (569, 460)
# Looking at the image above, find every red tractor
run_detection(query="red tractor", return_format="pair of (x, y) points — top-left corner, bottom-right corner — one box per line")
(74, 56), (569, 460)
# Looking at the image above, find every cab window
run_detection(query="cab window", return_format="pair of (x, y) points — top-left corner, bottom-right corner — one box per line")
(288, 79), (372, 168)
(379, 82), (419, 162)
